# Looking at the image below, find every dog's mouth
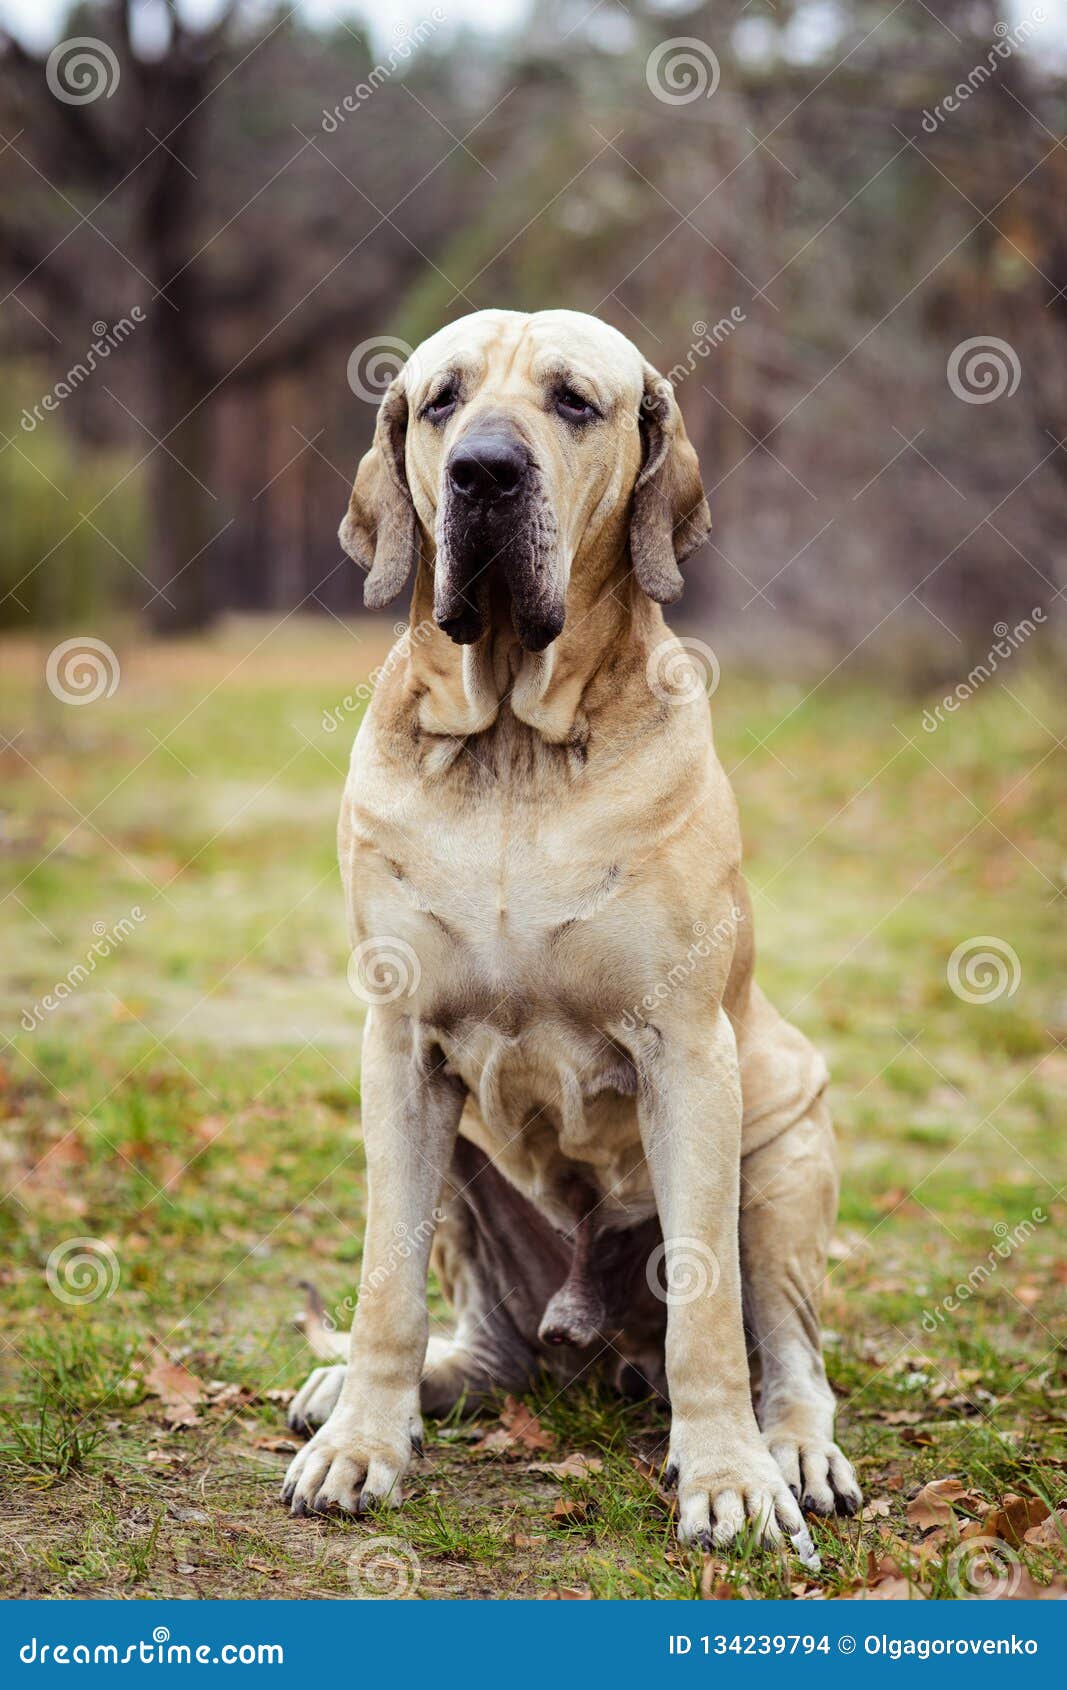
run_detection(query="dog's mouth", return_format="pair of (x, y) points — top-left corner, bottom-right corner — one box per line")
(434, 430), (566, 653)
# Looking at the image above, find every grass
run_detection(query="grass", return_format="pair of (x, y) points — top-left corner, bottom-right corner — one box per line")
(0, 617), (1064, 1600)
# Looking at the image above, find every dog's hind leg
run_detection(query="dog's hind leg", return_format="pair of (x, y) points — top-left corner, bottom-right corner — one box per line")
(738, 993), (862, 1517)
(420, 1134), (571, 1415)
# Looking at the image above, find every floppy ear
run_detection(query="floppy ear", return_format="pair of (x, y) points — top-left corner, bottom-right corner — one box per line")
(629, 364), (711, 604)
(338, 377), (420, 609)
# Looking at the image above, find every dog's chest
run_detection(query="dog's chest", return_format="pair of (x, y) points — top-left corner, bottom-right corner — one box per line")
(343, 766), (660, 1218)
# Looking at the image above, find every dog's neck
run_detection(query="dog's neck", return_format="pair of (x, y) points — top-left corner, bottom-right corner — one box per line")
(403, 553), (643, 745)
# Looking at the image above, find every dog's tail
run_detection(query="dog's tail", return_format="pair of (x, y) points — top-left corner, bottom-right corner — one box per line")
(295, 1281), (350, 1360)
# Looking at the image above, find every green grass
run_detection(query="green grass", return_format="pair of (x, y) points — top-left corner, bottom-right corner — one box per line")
(1, 619), (1064, 1599)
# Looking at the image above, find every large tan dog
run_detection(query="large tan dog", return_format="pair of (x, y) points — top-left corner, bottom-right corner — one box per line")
(282, 309), (860, 1555)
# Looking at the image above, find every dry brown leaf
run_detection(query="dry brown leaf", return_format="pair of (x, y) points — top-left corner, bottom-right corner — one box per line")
(550, 1497), (588, 1523)
(545, 1586), (592, 1599)
(526, 1452), (602, 1479)
(701, 1556), (744, 1600)
(882, 1409), (924, 1425)
(252, 1434), (302, 1453)
(861, 1497), (892, 1519)
(983, 1493), (1051, 1547)
(510, 1533), (546, 1549)
(906, 1477), (983, 1529)
(143, 1355), (205, 1428)
(473, 1395), (555, 1455)
(1025, 1508), (1067, 1549)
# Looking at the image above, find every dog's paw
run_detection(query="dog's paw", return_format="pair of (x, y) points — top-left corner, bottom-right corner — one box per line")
(281, 1406), (414, 1518)
(667, 1426), (819, 1567)
(288, 1364), (346, 1436)
(763, 1431), (862, 1518)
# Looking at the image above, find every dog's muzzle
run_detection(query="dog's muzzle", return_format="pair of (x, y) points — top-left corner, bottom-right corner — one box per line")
(435, 425), (565, 653)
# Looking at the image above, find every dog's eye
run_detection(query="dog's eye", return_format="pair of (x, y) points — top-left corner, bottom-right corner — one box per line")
(555, 386), (599, 423)
(423, 386), (458, 423)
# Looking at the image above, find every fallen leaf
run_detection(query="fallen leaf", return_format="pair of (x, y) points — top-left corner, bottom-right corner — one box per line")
(882, 1409), (924, 1425)
(526, 1452), (602, 1479)
(252, 1435), (302, 1453)
(1024, 1508), (1067, 1549)
(701, 1556), (744, 1600)
(246, 1558), (277, 1576)
(510, 1533), (545, 1549)
(984, 1493), (1051, 1547)
(906, 1478), (983, 1529)
(550, 1497), (588, 1523)
(544, 1585), (592, 1599)
(143, 1354), (205, 1428)
(861, 1497), (892, 1520)
(473, 1395), (555, 1455)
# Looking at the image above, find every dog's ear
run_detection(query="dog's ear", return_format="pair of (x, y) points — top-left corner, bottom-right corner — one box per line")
(339, 376), (419, 609)
(629, 363), (711, 604)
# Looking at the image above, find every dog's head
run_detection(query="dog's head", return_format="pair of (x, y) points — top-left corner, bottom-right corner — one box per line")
(340, 309), (710, 651)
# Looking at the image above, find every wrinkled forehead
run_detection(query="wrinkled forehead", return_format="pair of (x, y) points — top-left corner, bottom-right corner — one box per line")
(406, 309), (646, 407)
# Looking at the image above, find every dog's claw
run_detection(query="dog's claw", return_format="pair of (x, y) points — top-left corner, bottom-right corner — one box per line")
(663, 1463), (679, 1489)
(801, 1492), (832, 1517)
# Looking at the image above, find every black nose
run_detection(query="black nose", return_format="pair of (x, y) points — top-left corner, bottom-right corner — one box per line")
(447, 431), (528, 502)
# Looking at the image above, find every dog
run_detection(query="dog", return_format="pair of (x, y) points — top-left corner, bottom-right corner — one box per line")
(281, 309), (861, 1555)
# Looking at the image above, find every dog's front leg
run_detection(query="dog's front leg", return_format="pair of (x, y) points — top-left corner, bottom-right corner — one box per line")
(283, 1009), (464, 1516)
(632, 1009), (816, 1560)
